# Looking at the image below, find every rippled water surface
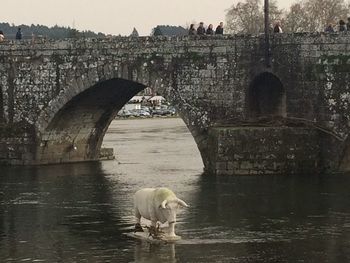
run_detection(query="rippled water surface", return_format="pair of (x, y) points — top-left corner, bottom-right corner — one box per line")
(1, 118), (350, 262)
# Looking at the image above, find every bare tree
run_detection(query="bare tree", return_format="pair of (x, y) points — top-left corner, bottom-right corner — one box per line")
(303, 0), (349, 32)
(268, 0), (284, 25)
(283, 2), (308, 32)
(225, 0), (283, 34)
(284, 0), (350, 32)
(225, 0), (263, 34)
(226, 0), (350, 34)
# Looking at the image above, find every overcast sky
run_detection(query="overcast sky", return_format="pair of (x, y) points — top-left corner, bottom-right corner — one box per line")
(2, 0), (295, 36)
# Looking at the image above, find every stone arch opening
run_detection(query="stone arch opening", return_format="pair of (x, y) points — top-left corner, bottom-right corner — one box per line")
(37, 78), (145, 163)
(247, 72), (286, 119)
(37, 77), (204, 168)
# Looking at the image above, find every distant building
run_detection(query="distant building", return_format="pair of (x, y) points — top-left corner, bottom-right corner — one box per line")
(152, 25), (187, 36)
(130, 27), (139, 37)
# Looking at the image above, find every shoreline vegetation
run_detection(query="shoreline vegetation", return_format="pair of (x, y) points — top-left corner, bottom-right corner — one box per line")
(0, 21), (105, 39)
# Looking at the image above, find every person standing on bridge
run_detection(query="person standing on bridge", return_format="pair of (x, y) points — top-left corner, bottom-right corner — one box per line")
(206, 24), (214, 35)
(15, 28), (22, 40)
(273, 22), (283, 33)
(197, 22), (206, 35)
(215, 22), (224, 34)
(325, 23), (335, 33)
(188, 24), (196, 35)
(339, 20), (346, 32)
(347, 17), (350, 31)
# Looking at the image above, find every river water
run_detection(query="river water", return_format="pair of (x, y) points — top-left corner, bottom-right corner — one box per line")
(1, 118), (350, 262)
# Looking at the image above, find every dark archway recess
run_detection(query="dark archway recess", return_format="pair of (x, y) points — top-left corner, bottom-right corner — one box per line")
(247, 72), (286, 119)
(38, 78), (145, 163)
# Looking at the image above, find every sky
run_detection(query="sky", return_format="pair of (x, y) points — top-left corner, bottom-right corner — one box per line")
(2, 0), (295, 36)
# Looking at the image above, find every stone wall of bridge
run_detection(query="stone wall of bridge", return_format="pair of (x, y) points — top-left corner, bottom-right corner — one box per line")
(0, 34), (350, 174)
(208, 126), (320, 175)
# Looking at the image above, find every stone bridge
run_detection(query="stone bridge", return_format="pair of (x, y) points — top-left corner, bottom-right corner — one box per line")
(1, 34), (350, 175)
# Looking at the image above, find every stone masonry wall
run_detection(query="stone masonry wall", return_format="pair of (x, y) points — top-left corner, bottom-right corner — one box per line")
(1, 34), (350, 172)
(208, 126), (320, 175)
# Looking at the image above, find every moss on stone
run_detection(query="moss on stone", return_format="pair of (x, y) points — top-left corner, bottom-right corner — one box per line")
(320, 54), (350, 64)
(186, 52), (203, 62)
(316, 55), (350, 73)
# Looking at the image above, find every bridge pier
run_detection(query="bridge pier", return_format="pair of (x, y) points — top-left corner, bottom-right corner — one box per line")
(207, 126), (321, 175)
(0, 121), (115, 165)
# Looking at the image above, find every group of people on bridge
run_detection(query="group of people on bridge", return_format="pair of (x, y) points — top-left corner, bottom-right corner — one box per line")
(4, 18), (350, 43)
(188, 22), (224, 35)
(273, 18), (350, 34)
(325, 18), (350, 33)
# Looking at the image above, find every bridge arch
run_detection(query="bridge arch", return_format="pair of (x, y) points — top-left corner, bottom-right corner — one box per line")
(35, 76), (205, 166)
(247, 72), (286, 119)
(36, 78), (146, 163)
